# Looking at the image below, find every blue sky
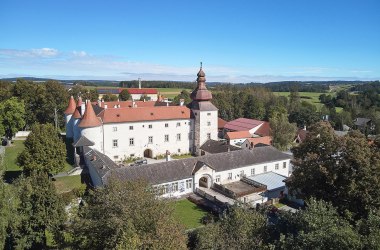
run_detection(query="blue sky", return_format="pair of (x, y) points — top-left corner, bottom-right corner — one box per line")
(1, 0), (379, 82)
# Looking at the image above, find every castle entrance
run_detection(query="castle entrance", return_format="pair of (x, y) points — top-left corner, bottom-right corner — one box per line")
(143, 149), (153, 158)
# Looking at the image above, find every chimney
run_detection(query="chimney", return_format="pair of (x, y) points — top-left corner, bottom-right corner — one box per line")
(117, 104), (120, 108)
(97, 99), (102, 107)
(179, 99), (185, 106)
(104, 104), (108, 109)
(303, 125), (307, 131)
(166, 150), (171, 162)
(101, 99), (104, 102)
(92, 155), (97, 161)
(114, 105), (117, 108)
(81, 100), (86, 116)
(138, 78), (141, 89)
(132, 100), (136, 107)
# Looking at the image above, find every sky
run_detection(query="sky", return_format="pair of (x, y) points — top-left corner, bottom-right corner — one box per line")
(0, 0), (379, 83)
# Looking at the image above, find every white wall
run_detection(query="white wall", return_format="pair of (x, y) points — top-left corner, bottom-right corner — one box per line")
(198, 110), (218, 146)
(101, 118), (194, 161)
(229, 138), (248, 146)
(131, 94), (158, 101)
(81, 126), (103, 153)
(65, 114), (74, 138)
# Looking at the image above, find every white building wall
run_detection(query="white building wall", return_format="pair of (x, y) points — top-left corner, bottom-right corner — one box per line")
(229, 138), (248, 146)
(131, 94), (158, 101)
(81, 126), (103, 153)
(198, 110), (218, 146)
(154, 178), (194, 198)
(73, 118), (81, 141)
(102, 118), (194, 161)
(65, 114), (74, 138)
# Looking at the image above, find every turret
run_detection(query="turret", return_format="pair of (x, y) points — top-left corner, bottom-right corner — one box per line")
(78, 100), (103, 152)
(64, 96), (76, 139)
(73, 97), (83, 141)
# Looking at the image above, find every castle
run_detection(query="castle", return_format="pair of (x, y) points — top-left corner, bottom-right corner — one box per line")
(64, 66), (218, 161)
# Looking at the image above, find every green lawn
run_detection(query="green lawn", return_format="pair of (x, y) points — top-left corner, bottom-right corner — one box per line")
(4, 140), (24, 171)
(173, 199), (209, 229)
(273, 91), (324, 109)
(53, 175), (84, 193)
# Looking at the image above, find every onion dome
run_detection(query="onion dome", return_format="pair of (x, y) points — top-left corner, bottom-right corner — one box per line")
(72, 97), (82, 119)
(190, 63), (212, 101)
(78, 100), (102, 128)
(64, 96), (76, 115)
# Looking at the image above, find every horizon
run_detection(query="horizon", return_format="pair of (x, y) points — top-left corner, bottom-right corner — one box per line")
(1, 0), (379, 83)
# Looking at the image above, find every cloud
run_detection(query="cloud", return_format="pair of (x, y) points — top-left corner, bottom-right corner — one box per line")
(0, 48), (378, 83)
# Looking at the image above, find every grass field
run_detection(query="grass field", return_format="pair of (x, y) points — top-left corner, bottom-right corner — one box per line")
(4, 140), (24, 172)
(157, 88), (191, 99)
(173, 199), (209, 229)
(53, 175), (84, 193)
(273, 92), (324, 109)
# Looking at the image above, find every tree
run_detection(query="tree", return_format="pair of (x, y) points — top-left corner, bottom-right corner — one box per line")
(289, 122), (380, 219)
(102, 94), (118, 102)
(244, 95), (265, 120)
(194, 206), (267, 249)
(0, 97), (26, 139)
(173, 90), (191, 105)
(119, 89), (131, 101)
(269, 110), (297, 150)
(271, 198), (362, 249)
(8, 173), (66, 249)
(70, 178), (187, 249)
(44, 81), (69, 129)
(18, 124), (66, 175)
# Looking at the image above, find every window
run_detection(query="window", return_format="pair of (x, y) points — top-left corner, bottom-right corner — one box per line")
(275, 163), (279, 170)
(240, 170), (244, 177)
(207, 133), (211, 140)
(165, 123), (169, 128)
(177, 133), (181, 141)
(207, 112), (211, 116)
(164, 134), (169, 142)
(129, 138), (134, 146)
(176, 122), (181, 127)
(172, 182), (178, 192)
(207, 121), (211, 126)
(129, 126), (133, 130)
(251, 168), (255, 176)
(178, 149), (181, 153)
(148, 124), (152, 129)
(162, 184), (169, 194)
(130, 154), (135, 157)
(228, 173), (232, 179)
(283, 162), (287, 169)
(264, 165), (267, 172)
(216, 175), (220, 182)
(114, 155), (119, 160)
(112, 126), (117, 132)
(186, 179), (192, 189)
(113, 139), (118, 148)
(148, 136), (153, 144)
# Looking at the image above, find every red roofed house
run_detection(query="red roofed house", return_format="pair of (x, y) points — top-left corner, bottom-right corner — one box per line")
(127, 88), (158, 101)
(223, 118), (270, 137)
(242, 136), (273, 149)
(65, 66), (218, 161)
(225, 131), (252, 146)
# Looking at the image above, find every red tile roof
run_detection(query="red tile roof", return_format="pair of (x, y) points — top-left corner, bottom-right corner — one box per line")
(254, 121), (271, 137)
(245, 136), (272, 146)
(72, 97), (83, 119)
(218, 118), (227, 129)
(127, 88), (158, 94)
(64, 96), (76, 115)
(99, 106), (191, 123)
(224, 118), (264, 131)
(79, 101), (102, 128)
(226, 131), (252, 140)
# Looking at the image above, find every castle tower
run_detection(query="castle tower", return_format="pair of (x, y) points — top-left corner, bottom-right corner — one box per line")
(78, 100), (103, 152)
(190, 63), (218, 155)
(72, 97), (83, 141)
(64, 96), (76, 139)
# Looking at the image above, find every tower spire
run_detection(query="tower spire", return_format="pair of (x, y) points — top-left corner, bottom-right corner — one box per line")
(190, 64), (212, 101)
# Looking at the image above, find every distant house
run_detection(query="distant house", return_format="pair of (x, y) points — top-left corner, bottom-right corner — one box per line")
(127, 88), (158, 101)
(225, 131), (252, 146)
(241, 136), (272, 150)
(353, 118), (374, 134)
(223, 118), (270, 137)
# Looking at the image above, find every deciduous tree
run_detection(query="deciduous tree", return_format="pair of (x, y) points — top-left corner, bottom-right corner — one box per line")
(0, 97), (26, 139)
(119, 89), (131, 101)
(270, 111), (297, 150)
(18, 124), (66, 175)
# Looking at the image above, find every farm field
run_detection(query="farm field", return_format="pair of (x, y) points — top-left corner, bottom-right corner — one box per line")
(157, 88), (191, 99)
(273, 91), (325, 109)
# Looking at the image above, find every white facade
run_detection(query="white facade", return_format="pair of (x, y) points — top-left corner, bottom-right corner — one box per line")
(101, 118), (194, 161)
(131, 93), (158, 101)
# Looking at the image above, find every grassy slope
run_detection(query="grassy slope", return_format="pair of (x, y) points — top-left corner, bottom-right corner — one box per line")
(4, 140), (24, 171)
(273, 92), (324, 109)
(173, 199), (208, 229)
(53, 175), (84, 193)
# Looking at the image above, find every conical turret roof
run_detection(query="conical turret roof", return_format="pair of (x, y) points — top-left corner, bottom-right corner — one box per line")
(64, 96), (76, 115)
(79, 101), (102, 128)
(190, 64), (212, 101)
(72, 97), (82, 119)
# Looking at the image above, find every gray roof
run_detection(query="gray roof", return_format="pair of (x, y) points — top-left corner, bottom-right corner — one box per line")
(73, 136), (95, 147)
(246, 172), (287, 191)
(200, 139), (241, 154)
(189, 101), (218, 111)
(104, 146), (291, 185)
(354, 118), (371, 127)
(83, 146), (118, 179)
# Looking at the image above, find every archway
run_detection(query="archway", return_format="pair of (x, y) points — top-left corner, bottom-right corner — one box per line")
(144, 149), (153, 158)
(199, 175), (212, 188)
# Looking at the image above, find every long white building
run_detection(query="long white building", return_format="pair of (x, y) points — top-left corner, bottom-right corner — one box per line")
(64, 66), (218, 161)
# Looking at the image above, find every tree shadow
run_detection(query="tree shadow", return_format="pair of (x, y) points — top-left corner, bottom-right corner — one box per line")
(3, 170), (23, 183)
(60, 134), (74, 165)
